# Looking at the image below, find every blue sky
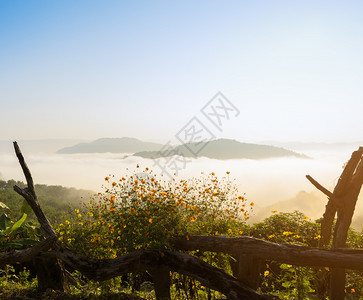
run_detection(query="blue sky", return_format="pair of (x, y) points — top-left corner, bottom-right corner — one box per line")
(1, 0), (363, 142)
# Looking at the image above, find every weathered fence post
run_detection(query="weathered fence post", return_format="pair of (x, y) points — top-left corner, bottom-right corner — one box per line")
(231, 254), (264, 290)
(307, 146), (363, 300)
(150, 266), (171, 300)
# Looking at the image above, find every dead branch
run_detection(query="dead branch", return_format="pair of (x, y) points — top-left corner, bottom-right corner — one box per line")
(12, 142), (69, 292)
(12, 142), (56, 239)
(305, 175), (333, 198)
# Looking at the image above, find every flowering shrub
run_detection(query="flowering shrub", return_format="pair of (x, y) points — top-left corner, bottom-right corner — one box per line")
(56, 168), (252, 259)
(249, 211), (320, 246)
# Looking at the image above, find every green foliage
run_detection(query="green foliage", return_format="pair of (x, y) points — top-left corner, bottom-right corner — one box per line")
(0, 265), (38, 299)
(0, 179), (90, 225)
(249, 211), (321, 246)
(0, 201), (41, 252)
(5, 212), (27, 235)
(0, 199), (41, 297)
(252, 211), (363, 298)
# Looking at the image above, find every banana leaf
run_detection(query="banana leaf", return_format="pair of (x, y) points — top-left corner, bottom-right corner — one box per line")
(4, 213), (27, 235)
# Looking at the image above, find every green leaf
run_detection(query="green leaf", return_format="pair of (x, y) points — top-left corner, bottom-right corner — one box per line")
(282, 281), (292, 288)
(0, 213), (11, 231)
(21, 200), (33, 216)
(5, 213), (27, 235)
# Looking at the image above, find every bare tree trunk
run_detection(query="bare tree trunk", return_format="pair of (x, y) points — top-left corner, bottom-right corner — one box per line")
(34, 256), (68, 292)
(12, 142), (69, 292)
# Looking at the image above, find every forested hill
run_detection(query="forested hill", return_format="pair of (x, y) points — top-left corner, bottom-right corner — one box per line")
(0, 180), (92, 224)
(134, 139), (308, 160)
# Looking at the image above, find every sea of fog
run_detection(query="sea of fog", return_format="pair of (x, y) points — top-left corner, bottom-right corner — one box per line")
(1, 144), (362, 228)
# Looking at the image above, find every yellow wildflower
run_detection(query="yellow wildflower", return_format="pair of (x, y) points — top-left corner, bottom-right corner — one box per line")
(283, 231), (293, 236)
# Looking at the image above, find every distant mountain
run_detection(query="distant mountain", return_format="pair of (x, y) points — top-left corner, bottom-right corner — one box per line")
(134, 139), (308, 160)
(0, 139), (87, 154)
(57, 137), (164, 154)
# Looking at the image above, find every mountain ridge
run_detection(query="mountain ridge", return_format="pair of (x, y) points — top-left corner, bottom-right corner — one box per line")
(57, 137), (308, 160)
(57, 137), (164, 154)
(134, 139), (308, 160)
(134, 138), (308, 160)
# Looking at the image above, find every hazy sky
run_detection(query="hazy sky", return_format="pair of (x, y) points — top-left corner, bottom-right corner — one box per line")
(1, 1), (363, 143)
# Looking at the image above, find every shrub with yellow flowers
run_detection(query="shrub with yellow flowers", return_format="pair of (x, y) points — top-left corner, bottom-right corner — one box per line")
(250, 211), (320, 246)
(57, 169), (251, 259)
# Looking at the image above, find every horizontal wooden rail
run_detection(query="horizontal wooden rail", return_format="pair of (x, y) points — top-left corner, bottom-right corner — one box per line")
(174, 235), (363, 269)
(43, 249), (277, 300)
(0, 236), (57, 266)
